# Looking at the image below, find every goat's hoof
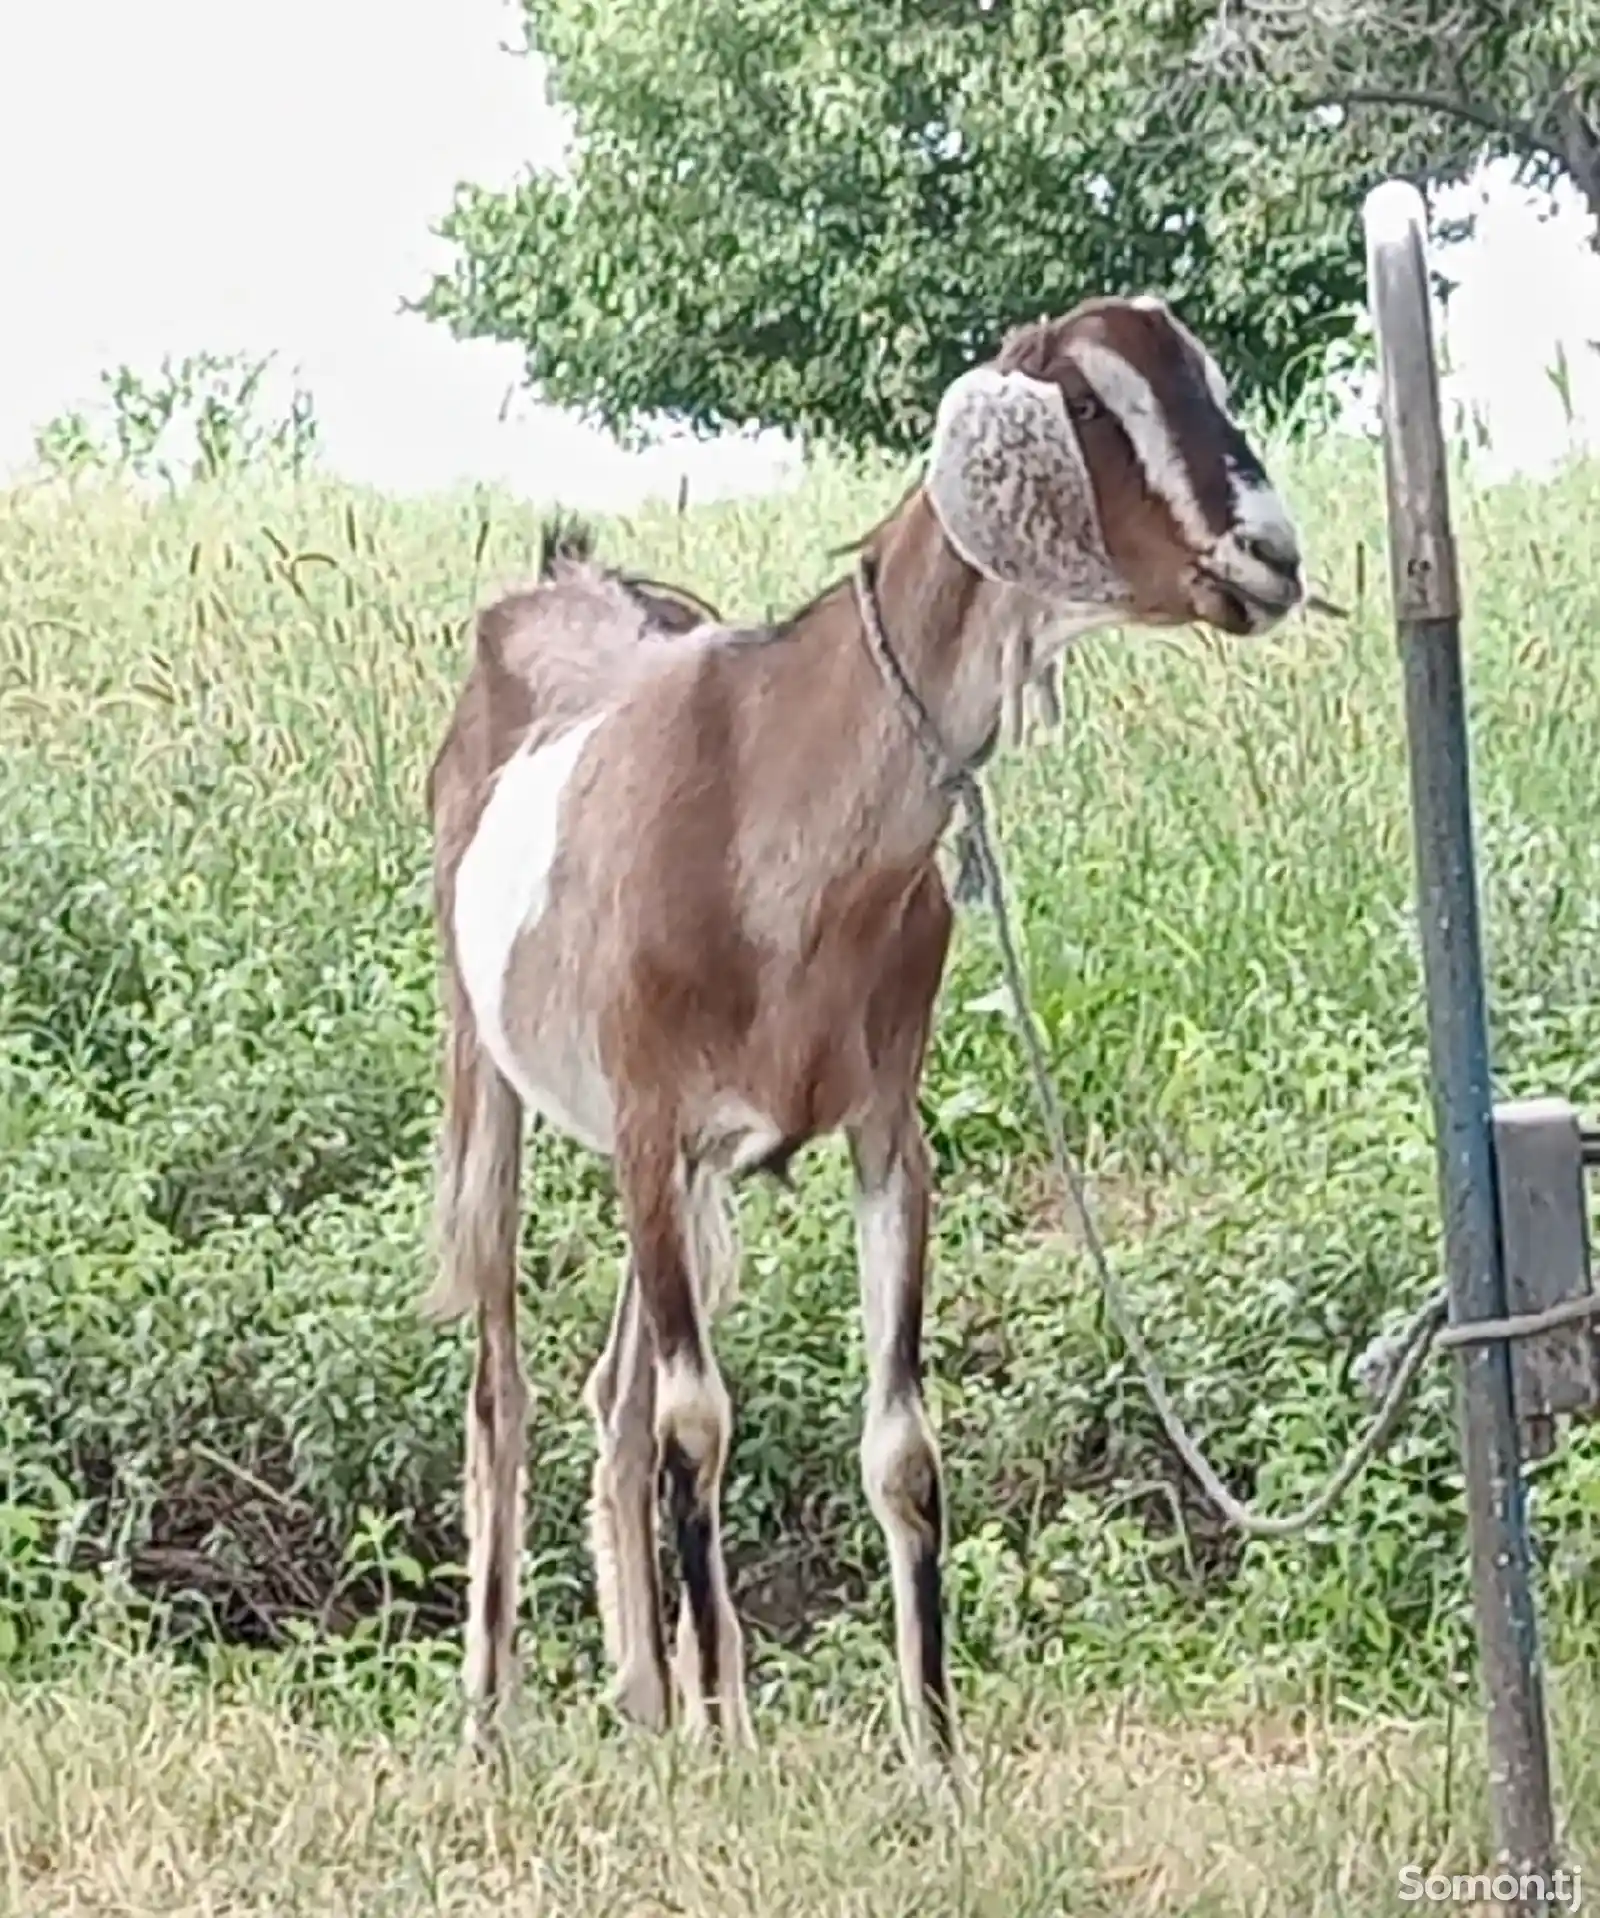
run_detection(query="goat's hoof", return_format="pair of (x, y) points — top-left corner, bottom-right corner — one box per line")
(463, 1704), (509, 1768)
(906, 1736), (972, 1818)
(613, 1656), (671, 1733)
(721, 1704), (758, 1754)
(699, 1698), (757, 1754)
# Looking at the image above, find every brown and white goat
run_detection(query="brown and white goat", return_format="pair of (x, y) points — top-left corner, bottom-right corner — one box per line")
(424, 294), (1304, 1774)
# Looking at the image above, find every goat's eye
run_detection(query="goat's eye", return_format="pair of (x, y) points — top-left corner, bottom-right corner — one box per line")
(1067, 392), (1103, 423)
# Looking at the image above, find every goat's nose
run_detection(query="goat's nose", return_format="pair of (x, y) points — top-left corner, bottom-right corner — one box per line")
(1235, 525), (1296, 583)
(1239, 528), (1301, 580)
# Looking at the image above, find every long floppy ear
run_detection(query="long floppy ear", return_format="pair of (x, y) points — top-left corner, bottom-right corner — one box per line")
(924, 364), (1121, 607)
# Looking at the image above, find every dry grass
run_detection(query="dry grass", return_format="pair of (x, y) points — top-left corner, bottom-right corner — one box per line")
(4, 1655), (1597, 1915)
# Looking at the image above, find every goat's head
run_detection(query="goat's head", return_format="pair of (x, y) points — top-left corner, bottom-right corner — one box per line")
(925, 295), (1303, 638)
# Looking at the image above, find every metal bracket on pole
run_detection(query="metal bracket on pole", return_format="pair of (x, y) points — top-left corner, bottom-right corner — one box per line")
(1364, 178), (1558, 1902)
(1494, 1097), (1600, 1461)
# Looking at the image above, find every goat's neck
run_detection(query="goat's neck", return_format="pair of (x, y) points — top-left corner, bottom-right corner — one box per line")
(741, 492), (1100, 889)
(865, 490), (1044, 774)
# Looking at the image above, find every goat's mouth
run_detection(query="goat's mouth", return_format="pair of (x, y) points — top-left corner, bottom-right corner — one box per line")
(1191, 566), (1301, 636)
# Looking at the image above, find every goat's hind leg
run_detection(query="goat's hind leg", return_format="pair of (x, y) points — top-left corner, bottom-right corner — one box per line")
(614, 1121), (751, 1748)
(660, 1163), (751, 1745)
(429, 1019), (528, 1757)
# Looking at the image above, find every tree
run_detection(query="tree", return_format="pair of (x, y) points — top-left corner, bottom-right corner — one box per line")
(417, 1), (1390, 455)
(1186, 0), (1600, 245)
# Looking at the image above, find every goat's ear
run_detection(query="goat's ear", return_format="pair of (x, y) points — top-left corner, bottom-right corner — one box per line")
(924, 364), (1117, 605)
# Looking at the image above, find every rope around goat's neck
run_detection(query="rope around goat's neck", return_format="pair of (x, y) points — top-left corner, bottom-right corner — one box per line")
(851, 549), (995, 903)
(851, 549), (992, 798)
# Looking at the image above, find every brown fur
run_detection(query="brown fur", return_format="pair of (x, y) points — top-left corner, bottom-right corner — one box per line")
(424, 295), (1303, 1769)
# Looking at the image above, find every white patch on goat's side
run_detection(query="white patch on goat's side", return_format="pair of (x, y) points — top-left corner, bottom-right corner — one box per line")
(453, 711), (611, 1149)
(1067, 338), (1212, 549)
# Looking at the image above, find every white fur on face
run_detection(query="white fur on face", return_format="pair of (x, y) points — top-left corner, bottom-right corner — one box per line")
(1206, 466), (1302, 615)
(1226, 471), (1300, 570)
(1066, 336), (1214, 549)
(1068, 332), (1301, 602)
(453, 711), (613, 1150)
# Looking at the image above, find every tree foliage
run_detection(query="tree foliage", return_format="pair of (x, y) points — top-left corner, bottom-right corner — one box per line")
(418, 1), (1386, 454)
(417, 0), (1593, 454)
(1188, 0), (1600, 242)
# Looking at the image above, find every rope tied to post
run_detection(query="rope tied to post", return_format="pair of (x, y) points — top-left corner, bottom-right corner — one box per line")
(852, 551), (1600, 1542)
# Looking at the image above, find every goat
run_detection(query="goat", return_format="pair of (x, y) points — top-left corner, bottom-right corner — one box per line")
(424, 293), (1304, 1778)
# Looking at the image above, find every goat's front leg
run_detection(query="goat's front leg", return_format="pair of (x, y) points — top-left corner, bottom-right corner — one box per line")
(615, 1115), (751, 1746)
(848, 1106), (961, 1776)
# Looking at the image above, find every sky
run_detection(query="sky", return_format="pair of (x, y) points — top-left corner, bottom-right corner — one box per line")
(2, 0), (1597, 505)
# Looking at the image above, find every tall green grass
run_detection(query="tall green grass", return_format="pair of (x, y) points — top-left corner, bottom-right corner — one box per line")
(2, 436), (1599, 1730)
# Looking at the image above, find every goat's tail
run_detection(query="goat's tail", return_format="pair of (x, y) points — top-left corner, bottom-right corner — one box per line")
(424, 999), (523, 1323)
(537, 511), (596, 577)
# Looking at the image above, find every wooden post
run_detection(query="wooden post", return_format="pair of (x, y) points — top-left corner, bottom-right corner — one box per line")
(1363, 179), (1557, 1905)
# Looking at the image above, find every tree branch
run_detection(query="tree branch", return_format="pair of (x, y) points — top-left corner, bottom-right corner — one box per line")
(1311, 85), (1566, 169)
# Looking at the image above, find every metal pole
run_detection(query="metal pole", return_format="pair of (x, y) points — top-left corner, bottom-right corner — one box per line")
(1362, 180), (1555, 1898)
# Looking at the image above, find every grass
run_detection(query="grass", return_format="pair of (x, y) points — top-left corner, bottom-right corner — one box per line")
(3, 429), (1600, 1907)
(6, 1643), (1598, 1915)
